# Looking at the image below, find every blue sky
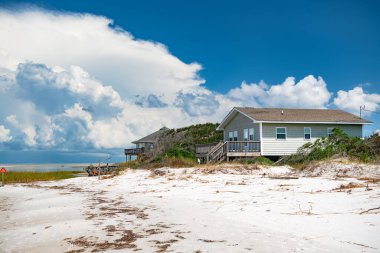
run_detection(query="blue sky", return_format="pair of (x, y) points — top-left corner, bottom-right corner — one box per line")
(0, 0), (379, 163)
(7, 0), (379, 93)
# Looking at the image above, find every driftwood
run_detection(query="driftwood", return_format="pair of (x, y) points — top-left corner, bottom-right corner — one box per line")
(273, 157), (285, 165)
(85, 164), (118, 177)
(269, 176), (299, 180)
(359, 206), (380, 215)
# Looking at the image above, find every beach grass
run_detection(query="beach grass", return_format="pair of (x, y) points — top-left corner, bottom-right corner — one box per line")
(1, 171), (83, 184)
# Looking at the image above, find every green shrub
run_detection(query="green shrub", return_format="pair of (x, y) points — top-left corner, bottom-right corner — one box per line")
(163, 147), (195, 159)
(233, 156), (274, 165)
(282, 128), (379, 165)
(145, 157), (196, 168)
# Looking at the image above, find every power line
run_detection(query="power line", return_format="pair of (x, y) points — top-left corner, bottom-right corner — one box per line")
(362, 108), (380, 115)
(360, 105), (380, 118)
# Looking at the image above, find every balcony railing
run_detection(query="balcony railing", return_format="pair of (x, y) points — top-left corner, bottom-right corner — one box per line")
(124, 147), (145, 155)
(226, 141), (260, 152)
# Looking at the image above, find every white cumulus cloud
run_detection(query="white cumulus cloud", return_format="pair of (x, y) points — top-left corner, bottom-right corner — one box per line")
(0, 8), (203, 104)
(227, 75), (331, 108)
(334, 86), (380, 115)
(0, 125), (12, 142)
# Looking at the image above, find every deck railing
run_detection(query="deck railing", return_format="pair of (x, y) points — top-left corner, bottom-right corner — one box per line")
(195, 141), (261, 163)
(195, 143), (219, 155)
(124, 147), (145, 155)
(226, 141), (260, 152)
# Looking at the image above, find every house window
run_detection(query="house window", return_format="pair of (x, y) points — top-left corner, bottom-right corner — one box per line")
(327, 128), (333, 137)
(228, 131), (233, 141)
(249, 128), (254, 141)
(243, 129), (248, 141)
(304, 127), (311, 140)
(276, 127), (286, 140)
(233, 130), (238, 141)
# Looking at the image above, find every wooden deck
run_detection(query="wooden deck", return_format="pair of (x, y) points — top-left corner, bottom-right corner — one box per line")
(195, 141), (261, 163)
(124, 147), (146, 161)
(124, 147), (145, 156)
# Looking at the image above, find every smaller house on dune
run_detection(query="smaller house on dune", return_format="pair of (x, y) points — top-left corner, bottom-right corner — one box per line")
(196, 107), (372, 163)
(125, 127), (169, 161)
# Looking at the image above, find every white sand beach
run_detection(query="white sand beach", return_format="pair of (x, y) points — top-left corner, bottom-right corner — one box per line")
(0, 164), (379, 253)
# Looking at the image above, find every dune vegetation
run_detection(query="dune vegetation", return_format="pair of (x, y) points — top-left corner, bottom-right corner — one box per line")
(2, 171), (82, 184)
(129, 123), (223, 168)
(121, 125), (380, 170)
(282, 128), (380, 165)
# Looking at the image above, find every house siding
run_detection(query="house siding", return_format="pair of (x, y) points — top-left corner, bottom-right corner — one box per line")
(261, 123), (362, 156)
(223, 113), (260, 142)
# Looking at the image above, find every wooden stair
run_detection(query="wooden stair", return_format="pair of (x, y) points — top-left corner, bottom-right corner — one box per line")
(206, 141), (227, 163)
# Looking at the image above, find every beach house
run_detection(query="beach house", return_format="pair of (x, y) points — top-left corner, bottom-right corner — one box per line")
(124, 127), (169, 161)
(196, 107), (372, 162)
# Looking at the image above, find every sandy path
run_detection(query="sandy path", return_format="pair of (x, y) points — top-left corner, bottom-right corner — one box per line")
(0, 168), (379, 252)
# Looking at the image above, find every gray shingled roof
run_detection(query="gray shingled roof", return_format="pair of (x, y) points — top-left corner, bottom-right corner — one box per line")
(132, 127), (169, 144)
(235, 107), (372, 123)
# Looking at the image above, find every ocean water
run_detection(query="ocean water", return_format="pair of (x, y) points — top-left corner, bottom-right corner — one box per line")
(1, 163), (90, 172)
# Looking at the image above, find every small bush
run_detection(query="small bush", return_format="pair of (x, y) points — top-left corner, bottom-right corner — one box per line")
(146, 157), (196, 169)
(233, 156), (274, 165)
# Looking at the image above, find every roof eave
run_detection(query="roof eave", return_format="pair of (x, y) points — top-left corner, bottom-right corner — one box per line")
(259, 120), (372, 125)
(235, 108), (259, 123)
(216, 108), (237, 130)
(216, 107), (258, 130)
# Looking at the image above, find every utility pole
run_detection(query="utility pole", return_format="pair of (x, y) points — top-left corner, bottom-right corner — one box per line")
(360, 105), (365, 119)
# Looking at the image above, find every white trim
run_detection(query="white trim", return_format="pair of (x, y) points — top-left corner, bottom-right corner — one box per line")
(258, 120), (371, 125)
(233, 130), (238, 141)
(243, 128), (249, 141)
(249, 127), (254, 141)
(276, 127), (287, 140)
(304, 127), (311, 140)
(259, 122), (263, 154)
(327, 127), (333, 137)
(228, 131), (234, 141)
